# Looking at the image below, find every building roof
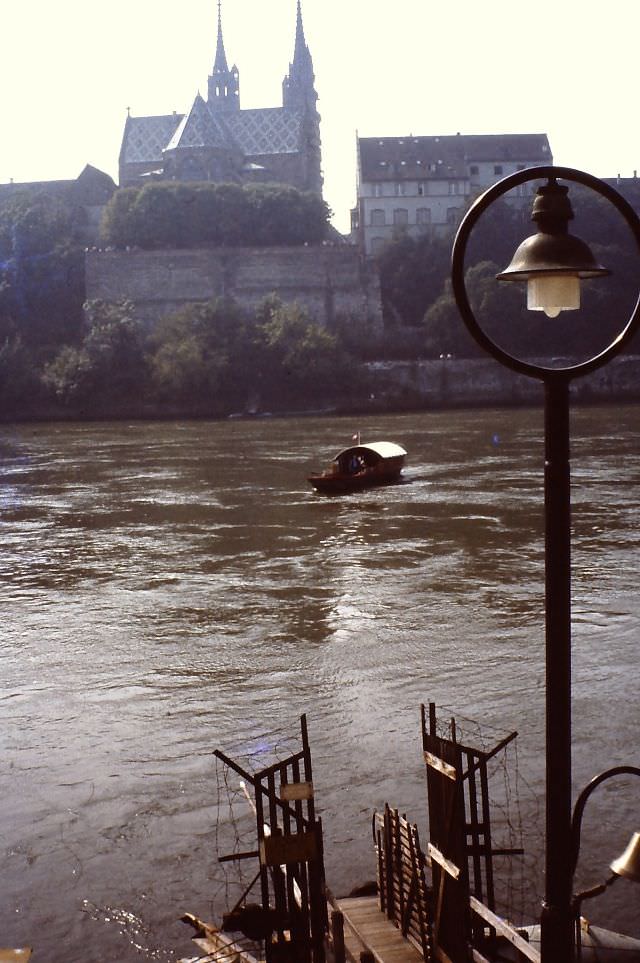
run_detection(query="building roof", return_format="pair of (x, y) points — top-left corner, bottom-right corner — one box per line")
(358, 133), (551, 181)
(166, 94), (232, 151)
(0, 164), (116, 206)
(225, 107), (304, 155)
(121, 114), (184, 165)
(122, 102), (305, 167)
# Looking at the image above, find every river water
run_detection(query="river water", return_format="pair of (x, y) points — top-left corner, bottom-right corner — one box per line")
(1, 407), (639, 961)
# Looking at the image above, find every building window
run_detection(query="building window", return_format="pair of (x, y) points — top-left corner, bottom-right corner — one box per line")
(373, 182), (384, 197)
(394, 182), (407, 196)
(448, 181), (459, 195)
(494, 165), (503, 175)
(393, 208), (409, 226)
(469, 165), (479, 175)
(370, 209), (385, 226)
(416, 208), (431, 225)
(446, 207), (458, 226)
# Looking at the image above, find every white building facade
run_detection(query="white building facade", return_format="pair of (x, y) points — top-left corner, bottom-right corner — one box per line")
(353, 133), (552, 255)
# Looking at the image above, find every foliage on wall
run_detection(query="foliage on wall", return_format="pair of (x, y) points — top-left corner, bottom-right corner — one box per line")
(100, 182), (331, 249)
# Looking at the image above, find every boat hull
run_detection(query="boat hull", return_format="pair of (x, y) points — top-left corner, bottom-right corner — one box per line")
(308, 460), (404, 495)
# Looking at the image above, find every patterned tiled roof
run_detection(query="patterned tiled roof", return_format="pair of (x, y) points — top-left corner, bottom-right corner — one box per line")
(122, 114), (184, 164)
(225, 108), (303, 155)
(166, 94), (232, 151)
(122, 104), (304, 168)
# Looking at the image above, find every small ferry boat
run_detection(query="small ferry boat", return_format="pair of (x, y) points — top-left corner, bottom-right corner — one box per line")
(307, 441), (407, 494)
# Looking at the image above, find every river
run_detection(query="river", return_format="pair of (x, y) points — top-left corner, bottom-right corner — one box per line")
(1, 407), (639, 961)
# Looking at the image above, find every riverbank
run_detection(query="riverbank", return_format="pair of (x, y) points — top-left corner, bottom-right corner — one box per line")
(4, 354), (639, 423)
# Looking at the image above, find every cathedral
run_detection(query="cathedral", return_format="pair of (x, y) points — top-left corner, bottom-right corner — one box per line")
(118, 1), (322, 196)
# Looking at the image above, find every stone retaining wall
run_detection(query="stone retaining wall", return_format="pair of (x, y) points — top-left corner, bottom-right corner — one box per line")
(85, 244), (383, 332)
(366, 355), (640, 407)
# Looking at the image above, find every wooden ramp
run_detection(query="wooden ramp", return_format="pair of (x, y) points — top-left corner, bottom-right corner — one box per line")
(336, 897), (423, 963)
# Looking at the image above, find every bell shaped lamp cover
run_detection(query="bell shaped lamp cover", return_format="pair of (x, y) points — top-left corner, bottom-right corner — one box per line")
(497, 178), (610, 317)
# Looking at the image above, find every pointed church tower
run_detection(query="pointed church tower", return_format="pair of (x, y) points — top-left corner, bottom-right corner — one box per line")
(208, 0), (240, 111)
(282, 1), (322, 196)
(282, 0), (318, 113)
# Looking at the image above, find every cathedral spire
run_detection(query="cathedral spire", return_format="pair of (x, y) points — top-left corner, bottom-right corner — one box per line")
(293, 0), (306, 64)
(282, 0), (317, 113)
(208, 0), (240, 111)
(213, 0), (229, 73)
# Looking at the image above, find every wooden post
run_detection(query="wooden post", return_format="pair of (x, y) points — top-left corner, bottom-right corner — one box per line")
(330, 910), (345, 963)
(359, 952), (375, 963)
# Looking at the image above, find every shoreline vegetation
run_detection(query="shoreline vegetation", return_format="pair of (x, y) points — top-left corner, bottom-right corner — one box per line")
(1, 180), (640, 424)
(4, 353), (640, 425)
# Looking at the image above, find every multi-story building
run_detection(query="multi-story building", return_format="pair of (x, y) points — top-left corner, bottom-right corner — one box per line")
(353, 133), (552, 254)
(119, 1), (322, 196)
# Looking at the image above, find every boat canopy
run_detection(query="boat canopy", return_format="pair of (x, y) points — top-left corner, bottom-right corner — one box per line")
(333, 441), (407, 461)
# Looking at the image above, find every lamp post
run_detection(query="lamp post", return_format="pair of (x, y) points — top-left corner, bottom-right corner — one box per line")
(570, 766), (640, 961)
(450, 166), (640, 963)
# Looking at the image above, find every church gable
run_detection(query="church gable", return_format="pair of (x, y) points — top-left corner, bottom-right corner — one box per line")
(166, 95), (233, 151)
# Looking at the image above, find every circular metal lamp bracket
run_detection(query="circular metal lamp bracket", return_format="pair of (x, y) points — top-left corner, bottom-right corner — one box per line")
(451, 165), (640, 382)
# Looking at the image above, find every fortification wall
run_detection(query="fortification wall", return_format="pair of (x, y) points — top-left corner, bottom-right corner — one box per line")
(85, 244), (383, 331)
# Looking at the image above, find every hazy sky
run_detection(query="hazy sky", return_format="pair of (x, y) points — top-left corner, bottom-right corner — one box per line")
(2, 0), (639, 232)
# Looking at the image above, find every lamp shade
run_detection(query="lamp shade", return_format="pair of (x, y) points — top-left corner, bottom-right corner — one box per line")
(610, 832), (640, 882)
(496, 178), (609, 317)
(497, 230), (610, 282)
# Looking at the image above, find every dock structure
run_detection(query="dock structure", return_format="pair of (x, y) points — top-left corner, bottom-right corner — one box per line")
(330, 896), (423, 963)
(201, 709), (539, 963)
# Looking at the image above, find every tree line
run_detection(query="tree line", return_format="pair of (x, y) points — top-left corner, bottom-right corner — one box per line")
(3, 290), (367, 419)
(101, 181), (331, 249)
(1, 176), (639, 419)
(0, 183), (355, 418)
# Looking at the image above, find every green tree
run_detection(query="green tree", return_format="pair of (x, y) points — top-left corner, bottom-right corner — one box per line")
(42, 300), (145, 406)
(376, 231), (450, 327)
(256, 296), (355, 403)
(98, 187), (140, 249)
(0, 336), (43, 411)
(148, 298), (253, 408)
(0, 192), (85, 350)
(100, 182), (330, 249)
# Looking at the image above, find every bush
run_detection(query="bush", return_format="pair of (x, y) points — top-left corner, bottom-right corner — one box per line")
(100, 182), (330, 249)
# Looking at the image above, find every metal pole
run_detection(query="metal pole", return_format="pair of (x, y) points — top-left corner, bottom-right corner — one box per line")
(540, 376), (574, 963)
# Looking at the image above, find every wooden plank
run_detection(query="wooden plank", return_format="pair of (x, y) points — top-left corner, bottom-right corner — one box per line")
(260, 830), (317, 866)
(337, 897), (423, 963)
(187, 930), (262, 963)
(469, 897), (540, 963)
(280, 781), (314, 801)
(424, 751), (457, 781)
(427, 843), (460, 880)
(218, 849), (260, 863)
(0, 953), (32, 963)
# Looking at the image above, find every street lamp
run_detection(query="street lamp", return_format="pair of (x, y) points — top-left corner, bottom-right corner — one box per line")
(570, 766), (640, 961)
(450, 166), (640, 963)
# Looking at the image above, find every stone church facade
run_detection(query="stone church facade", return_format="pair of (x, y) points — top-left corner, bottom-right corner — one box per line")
(119, 1), (322, 196)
